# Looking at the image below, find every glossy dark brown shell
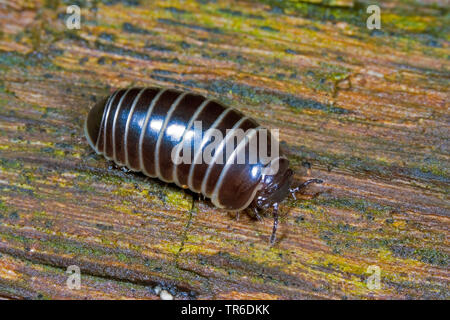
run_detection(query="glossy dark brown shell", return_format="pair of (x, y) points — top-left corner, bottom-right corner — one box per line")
(85, 87), (285, 211)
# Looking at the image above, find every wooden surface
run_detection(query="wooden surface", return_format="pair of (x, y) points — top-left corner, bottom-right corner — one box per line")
(0, 0), (449, 299)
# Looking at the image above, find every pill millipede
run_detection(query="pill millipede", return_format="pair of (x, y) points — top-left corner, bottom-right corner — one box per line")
(85, 87), (322, 244)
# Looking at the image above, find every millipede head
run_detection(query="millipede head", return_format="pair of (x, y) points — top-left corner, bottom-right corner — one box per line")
(252, 158), (294, 211)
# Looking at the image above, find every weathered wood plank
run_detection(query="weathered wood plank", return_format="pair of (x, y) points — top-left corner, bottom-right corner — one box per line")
(0, 0), (448, 299)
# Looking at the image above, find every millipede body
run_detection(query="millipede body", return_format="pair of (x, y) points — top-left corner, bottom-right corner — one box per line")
(85, 87), (320, 243)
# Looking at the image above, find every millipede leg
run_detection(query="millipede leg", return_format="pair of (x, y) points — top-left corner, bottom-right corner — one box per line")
(252, 207), (263, 221)
(191, 193), (199, 212)
(289, 178), (323, 199)
(269, 203), (279, 245)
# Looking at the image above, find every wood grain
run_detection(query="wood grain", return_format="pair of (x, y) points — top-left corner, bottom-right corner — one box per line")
(0, 0), (448, 299)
